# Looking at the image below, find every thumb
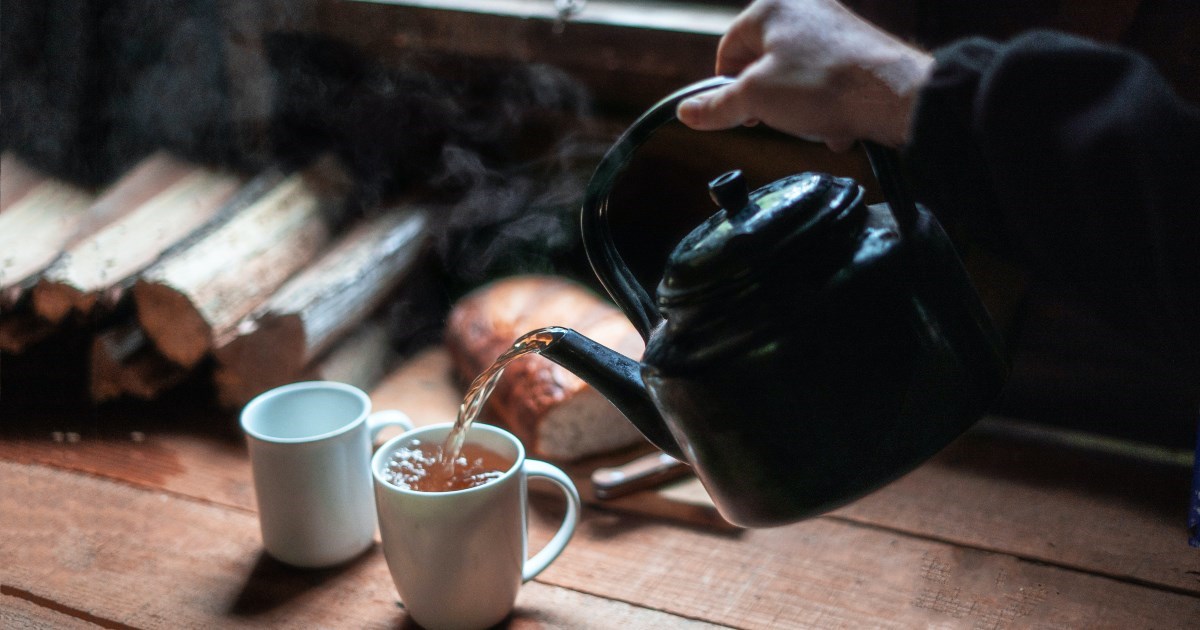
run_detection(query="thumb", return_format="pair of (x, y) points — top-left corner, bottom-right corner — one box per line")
(676, 82), (752, 131)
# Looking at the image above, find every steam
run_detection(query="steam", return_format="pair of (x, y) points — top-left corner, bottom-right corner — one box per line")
(3, 4), (604, 352)
(262, 33), (602, 282)
(260, 34), (605, 351)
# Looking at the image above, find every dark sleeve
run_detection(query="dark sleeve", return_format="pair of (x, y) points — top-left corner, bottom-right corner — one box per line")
(905, 30), (1200, 360)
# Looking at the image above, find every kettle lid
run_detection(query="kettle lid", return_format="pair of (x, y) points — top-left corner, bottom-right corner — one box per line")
(658, 170), (865, 304)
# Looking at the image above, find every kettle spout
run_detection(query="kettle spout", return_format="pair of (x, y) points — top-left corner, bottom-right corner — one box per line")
(538, 327), (684, 461)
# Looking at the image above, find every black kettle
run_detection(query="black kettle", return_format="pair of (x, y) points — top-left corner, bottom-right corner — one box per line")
(536, 77), (1008, 527)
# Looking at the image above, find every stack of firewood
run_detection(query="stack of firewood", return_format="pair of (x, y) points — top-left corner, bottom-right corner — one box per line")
(0, 151), (429, 408)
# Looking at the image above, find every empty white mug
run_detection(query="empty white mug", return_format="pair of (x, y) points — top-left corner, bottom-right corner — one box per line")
(372, 423), (581, 629)
(241, 381), (412, 568)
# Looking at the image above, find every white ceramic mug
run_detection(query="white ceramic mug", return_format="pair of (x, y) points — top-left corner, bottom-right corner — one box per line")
(240, 381), (413, 568)
(372, 423), (581, 629)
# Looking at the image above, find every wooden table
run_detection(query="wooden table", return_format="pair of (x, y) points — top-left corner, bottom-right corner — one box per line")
(3, 348), (1199, 628)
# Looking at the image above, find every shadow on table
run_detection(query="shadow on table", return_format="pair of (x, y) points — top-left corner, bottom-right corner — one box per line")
(935, 420), (1193, 522)
(389, 606), (522, 630)
(228, 550), (375, 617)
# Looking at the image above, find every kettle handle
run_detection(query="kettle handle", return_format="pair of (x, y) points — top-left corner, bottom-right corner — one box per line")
(581, 76), (921, 341)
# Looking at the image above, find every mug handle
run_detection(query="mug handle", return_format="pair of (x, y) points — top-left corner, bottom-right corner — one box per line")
(367, 410), (414, 443)
(521, 459), (582, 582)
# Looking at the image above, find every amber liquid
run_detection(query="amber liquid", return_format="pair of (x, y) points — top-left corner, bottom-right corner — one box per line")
(383, 440), (513, 492)
(438, 327), (567, 477)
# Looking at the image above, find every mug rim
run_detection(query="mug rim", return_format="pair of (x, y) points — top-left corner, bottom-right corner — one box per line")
(372, 422), (525, 496)
(240, 381), (370, 444)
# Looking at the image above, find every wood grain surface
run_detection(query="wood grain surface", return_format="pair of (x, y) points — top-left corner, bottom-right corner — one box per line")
(2, 345), (1197, 628)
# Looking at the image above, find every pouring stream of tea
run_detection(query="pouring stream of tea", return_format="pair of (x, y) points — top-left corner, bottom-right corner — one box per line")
(439, 327), (568, 475)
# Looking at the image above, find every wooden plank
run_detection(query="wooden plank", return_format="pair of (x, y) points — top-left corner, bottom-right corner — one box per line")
(346, 0), (911, 37)
(355, 0), (737, 35)
(525, 502), (1200, 629)
(831, 418), (1200, 592)
(4, 347), (1199, 596)
(0, 459), (399, 629)
(316, 0), (722, 113)
(509, 582), (725, 629)
(4, 403), (1195, 614)
(33, 167), (243, 323)
(7, 456), (1198, 629)
(0, 593), (100, 630)
(0, 420), (256, 511)
(0, 461), (725, 629)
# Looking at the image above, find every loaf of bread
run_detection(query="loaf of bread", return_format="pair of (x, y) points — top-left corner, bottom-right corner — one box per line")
(445, 275), (648, 461)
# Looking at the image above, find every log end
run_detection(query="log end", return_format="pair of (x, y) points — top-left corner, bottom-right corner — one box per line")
(133, 280), (212, 368)
(32, 280), (91, 325)
(212, 314), (307, 408)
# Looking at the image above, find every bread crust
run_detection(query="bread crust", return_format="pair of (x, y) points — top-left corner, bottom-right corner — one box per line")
(445, 275), (646, 460)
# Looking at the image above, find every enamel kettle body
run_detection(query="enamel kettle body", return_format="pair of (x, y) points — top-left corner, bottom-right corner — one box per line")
(540, 77), (1008, 528)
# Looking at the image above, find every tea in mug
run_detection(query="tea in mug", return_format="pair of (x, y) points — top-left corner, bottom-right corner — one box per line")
(383, 440), (512, 492)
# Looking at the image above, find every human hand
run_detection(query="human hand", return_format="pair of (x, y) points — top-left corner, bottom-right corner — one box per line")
(676, 0), (933, 150)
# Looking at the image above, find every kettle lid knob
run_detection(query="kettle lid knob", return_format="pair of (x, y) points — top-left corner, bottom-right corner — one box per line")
(659, 171), (866, 305)
(709, 170), (751, 217)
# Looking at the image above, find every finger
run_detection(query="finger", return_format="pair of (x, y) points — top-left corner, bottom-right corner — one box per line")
(676, 83), (753, 131)
(715, 31), (762, 78)
(714, 9), (764, 77)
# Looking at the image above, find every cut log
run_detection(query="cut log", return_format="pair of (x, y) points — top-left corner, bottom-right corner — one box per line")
(132, 169), (342, 369)
(32, 167), (243, 324)
(212, 208), (427, 407)
(0, 178), (95, 310)
(1, 152), (195, 312)
(61, 152), (199, 252)
(88, 323), (189, 402)
(0, 152), (47, 212)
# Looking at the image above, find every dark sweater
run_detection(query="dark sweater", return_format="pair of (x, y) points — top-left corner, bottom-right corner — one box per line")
(904, 30), (1200, 544)
(909, 30), (1200, 355)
